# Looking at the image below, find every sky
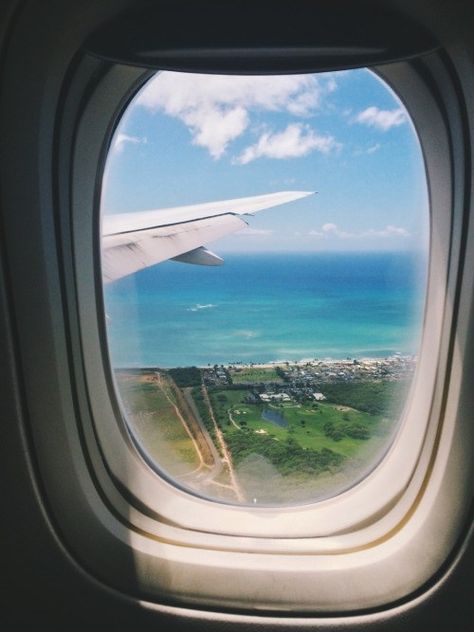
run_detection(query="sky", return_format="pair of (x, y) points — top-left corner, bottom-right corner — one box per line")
(101, 68), (429, 253)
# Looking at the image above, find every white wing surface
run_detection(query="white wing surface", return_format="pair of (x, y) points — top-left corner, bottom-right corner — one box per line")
(102, 190), (314, 282)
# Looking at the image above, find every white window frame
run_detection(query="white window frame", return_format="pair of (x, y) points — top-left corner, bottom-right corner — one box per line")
(41, 51), (473, 612)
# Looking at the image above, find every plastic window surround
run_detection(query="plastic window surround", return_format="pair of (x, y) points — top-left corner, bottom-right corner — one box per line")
(55, 52), (473, 611)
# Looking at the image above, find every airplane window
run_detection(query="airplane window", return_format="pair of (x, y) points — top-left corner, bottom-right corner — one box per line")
(100, 69), (428, 505)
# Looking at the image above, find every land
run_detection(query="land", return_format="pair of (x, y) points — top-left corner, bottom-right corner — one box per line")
(114, 354), (415, 505)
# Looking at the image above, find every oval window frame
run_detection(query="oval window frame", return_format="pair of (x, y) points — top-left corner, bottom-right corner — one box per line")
(56, 51), (474, 610)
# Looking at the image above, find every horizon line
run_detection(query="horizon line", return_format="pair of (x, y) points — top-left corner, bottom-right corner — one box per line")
(208, 248), (428, 255)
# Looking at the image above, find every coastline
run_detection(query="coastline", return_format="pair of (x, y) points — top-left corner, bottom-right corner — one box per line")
(218, 353), (416, 370)
(113, 353), (417, 373)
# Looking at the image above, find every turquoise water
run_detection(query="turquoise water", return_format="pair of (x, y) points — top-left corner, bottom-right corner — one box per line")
(261, 409), (288, 428)
(104, 252), (426, 368)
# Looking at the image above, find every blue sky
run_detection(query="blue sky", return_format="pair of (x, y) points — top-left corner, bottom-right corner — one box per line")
(102, 69), (428, 252)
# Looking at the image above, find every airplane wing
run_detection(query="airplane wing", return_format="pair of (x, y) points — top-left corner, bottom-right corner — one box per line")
(101, 190), (314, 282)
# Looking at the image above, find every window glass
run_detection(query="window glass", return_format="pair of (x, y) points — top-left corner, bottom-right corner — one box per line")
(101, 69), (428, 505)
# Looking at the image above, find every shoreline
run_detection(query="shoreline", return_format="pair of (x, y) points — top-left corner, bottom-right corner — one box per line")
(220, 353), (416, 369)
(113, 353), (417, 372)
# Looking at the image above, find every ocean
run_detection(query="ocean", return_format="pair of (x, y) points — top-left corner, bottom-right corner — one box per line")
(104, 252), (427, 368)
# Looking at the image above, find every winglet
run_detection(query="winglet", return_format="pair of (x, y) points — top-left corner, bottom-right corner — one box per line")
(242, 190), (315, 216)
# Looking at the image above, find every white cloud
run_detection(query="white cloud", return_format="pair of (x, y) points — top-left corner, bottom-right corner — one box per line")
(308, 223), (410, 239)
(354, 106), (406, 131)
(113, 133), (147, 154)
(321, 222), (354, 238)
(366, 143), (381, 154)
(235, 123), (340, 165)
(353, 143), (381, 156)
(236, 227), (274, 237)
(136, 72), (337, 159)
(185, 106), (248, 159)
(365, 225), (411, 238)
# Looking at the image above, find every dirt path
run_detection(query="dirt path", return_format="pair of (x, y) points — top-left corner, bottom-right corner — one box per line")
(181, 387), (223, 482)
(154, 372), (209, 474)
(201, 384), (245, 503)
(227, 409), (242, 430)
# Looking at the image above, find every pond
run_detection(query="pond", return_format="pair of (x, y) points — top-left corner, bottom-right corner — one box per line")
(261, 408), (288, 428)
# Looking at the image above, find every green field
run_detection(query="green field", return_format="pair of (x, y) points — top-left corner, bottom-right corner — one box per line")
(208, 384), (396, 502)
(115, 372), (202, 477)
(211, 389), (390, 458)
(321, 379), (411, 417)
(229, 367), (283, 384)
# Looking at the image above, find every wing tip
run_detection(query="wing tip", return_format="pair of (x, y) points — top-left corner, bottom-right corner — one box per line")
(273, 190), (317, 200)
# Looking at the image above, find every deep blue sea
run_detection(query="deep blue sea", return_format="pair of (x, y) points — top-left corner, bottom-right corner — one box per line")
(104, 252), (427, 368)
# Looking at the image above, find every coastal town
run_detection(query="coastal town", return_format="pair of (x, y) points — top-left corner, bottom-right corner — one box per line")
(202, 354), (416, 405)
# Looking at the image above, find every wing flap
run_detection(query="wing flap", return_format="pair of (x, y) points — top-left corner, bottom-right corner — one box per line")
(171, 246), (224, 266)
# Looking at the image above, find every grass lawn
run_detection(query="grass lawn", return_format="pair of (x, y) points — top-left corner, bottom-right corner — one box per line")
(115, 372), (201, 476)
(211, 388), (393, 459)
(208, 386), (397, 502)
(229, 367), (283, 384)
